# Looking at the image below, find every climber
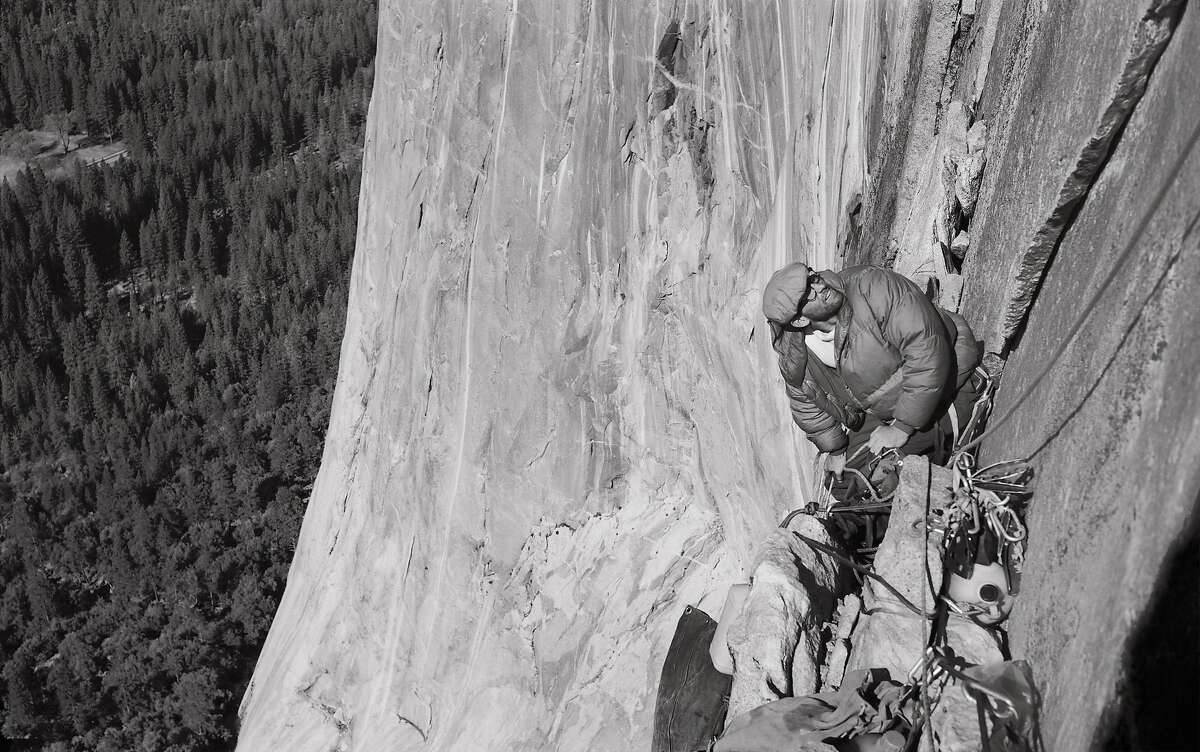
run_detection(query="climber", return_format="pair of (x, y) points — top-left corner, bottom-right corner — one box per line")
(762, 262), (982, 498)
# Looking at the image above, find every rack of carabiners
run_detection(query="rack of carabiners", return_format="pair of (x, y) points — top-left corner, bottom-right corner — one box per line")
(927, 366), (1029, 624)
(896, 455), (1035, 751)
(932, 453), (1033, 625)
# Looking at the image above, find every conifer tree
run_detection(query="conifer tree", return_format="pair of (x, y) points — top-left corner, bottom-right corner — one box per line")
(0, 3), (376, 746)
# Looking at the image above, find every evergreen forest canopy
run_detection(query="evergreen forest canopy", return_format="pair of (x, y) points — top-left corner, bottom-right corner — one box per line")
(0, 1), (377, 749)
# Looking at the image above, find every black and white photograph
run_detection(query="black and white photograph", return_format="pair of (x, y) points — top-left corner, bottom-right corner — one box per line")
(1, 2), (1195, 751)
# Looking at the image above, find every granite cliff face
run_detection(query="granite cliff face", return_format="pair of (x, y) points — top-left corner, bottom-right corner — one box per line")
(237, 2), (903, 749)
(848, 2), (1199, 750)
(239, 1), (1199, 751)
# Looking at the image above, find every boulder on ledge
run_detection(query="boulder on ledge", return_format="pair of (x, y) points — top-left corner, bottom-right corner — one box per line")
(725, 515), (845, 720)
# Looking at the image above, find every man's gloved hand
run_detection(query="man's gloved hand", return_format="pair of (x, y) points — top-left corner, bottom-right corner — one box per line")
(822, 451), (847, 480)
(867, 423), (910, 454)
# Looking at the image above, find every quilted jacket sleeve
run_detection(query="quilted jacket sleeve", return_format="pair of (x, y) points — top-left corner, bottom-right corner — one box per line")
(864, 269), (953, 432)
(774, 327), (848, 453)
(941, 308), (982, 391)
(785, 381), (848, 453)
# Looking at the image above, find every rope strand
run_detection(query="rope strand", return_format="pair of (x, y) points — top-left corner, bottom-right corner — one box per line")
(954, 117), (1200, 460)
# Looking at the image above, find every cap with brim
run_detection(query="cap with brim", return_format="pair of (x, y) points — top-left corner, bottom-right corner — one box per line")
(762, 262), (810, 324)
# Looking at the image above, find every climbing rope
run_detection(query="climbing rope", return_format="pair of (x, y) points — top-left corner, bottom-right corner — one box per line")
(809, 445), (900, 519)
(918, 471), (935, 752)
(955, 366), (997, 452)
(779, 523), (931, 620)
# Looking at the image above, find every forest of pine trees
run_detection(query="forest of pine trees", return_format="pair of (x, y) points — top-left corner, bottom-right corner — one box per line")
(0, 1), (377, 749)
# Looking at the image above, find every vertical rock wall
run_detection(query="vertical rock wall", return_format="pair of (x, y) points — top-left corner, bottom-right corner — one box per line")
(238, 1), (1200, 750)
(963, 3), (1199, 750)
(851, 1), (1199, 750)
(237, 2), (913, 750)
(847, 0), (1002, 308)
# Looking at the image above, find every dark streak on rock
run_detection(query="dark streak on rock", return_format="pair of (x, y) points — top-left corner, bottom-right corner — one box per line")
(396, 713), (429, 741)
(648, 20), (682, 116)
(297, 678), (351, 736)
(935, 7), (975, 135)
(463, 145), (492, 221)
(685, 105), (715, 204)
(1003, 0), (1186, 353)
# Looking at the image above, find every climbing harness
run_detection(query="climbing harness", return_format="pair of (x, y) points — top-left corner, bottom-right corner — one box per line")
(809, 365), (997, 522)
(804, 446), (904, 556)
(807, 461), (897, 517)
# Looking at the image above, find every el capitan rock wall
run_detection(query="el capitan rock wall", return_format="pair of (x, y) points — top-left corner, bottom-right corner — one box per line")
(236, 1), (923, 749)
(239, 1), (1200, 750)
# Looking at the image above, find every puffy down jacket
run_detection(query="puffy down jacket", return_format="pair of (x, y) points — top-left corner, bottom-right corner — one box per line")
(771, 266), (980, 454)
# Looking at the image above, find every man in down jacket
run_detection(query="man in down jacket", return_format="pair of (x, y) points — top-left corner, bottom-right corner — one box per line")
(762, 262), (981, 483)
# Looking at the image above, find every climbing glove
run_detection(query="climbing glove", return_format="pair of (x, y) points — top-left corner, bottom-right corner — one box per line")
(866, 423), (910, 454)
(823, 451), (847, 480)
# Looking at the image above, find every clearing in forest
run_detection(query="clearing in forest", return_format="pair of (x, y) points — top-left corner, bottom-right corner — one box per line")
(0, 128), (129, 183)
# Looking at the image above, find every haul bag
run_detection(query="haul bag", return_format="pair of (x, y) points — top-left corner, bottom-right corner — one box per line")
(652, 605), (732, 752)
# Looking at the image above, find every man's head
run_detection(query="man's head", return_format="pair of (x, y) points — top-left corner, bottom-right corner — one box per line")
(762, 262), (844, 333)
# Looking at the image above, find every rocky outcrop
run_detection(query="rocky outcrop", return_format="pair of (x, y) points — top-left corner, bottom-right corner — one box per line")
(822, 594), (862, 691)
(968, 4), (1200, 750)
(961, 0), (1186, 351)
(725, 518), (843, 720)
(845, 458), (1001, 682)
(851, 0), (1001, 309)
